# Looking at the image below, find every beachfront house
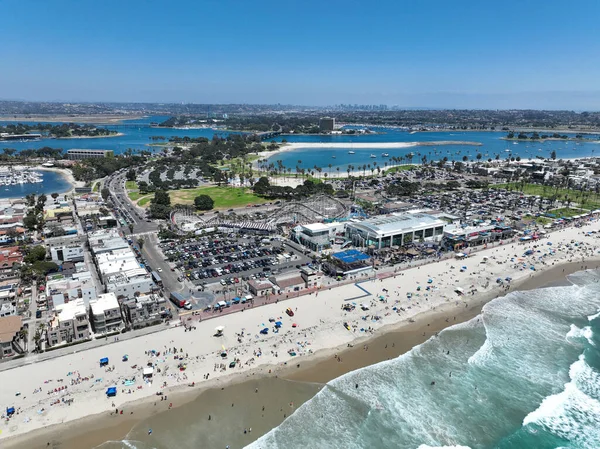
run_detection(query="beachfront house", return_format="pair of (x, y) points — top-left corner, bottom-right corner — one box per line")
(47, 298), (91, 347)
(0, 315), (24, 359)
(89, 292), (123, 335)
(121, 293), (168, 329)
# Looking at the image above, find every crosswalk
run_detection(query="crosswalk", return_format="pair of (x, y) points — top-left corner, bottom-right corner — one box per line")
(130, 230), (158, 238)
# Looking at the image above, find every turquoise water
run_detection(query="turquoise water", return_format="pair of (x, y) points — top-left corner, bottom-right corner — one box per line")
(248, 270), (600, 449)
(1, 118), (599, 171)
(0, 170), (71, 199)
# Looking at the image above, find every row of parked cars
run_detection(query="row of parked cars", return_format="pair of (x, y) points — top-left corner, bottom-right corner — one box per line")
(187, 256), (279, 281)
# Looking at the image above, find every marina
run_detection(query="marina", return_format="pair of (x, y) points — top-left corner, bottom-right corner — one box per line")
(0, 168), (43, 186)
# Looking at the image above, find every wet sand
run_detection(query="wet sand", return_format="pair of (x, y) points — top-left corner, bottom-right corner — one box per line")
(6, 261), (591, 449)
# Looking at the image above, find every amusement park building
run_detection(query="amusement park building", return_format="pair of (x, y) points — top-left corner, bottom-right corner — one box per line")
(346, 213), (447, 249)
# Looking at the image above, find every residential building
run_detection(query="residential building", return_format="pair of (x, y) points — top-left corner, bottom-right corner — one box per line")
(45, 272), (98, 308)
(47, 299), (90, 347)
(50, 244), (85, 264)
(105, 269), (156, 301)
(67, 149), (114, 160)
(89, 292), (123, 334)
(0, 315), (23, 359)
(0, 246), (23, 281)
(121, 293), (168, 329)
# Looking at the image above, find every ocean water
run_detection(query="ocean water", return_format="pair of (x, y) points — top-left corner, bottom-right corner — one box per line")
(248, 270), (600, 449)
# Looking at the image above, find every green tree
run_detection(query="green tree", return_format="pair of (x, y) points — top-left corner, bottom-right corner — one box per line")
(128, 223), (134, 234)
(23, 213), (38, 231)
(153, 189), (171, 206)
(101, 187), (110, 201)
(50, 192), (59, 202)
(126, 169), (136, 181)
(194, 194), (214, 210)
(138, 181), (149, 193)
(24, 245), (47, 264)
(551, 150), (557, 160)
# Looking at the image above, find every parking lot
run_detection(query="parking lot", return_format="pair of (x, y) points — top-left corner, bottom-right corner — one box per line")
(159, 232), (312, 288)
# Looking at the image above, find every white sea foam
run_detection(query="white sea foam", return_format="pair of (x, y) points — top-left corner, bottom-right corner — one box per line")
(523, 356), (600, 448)
(417, 446), (472, 449)
(566, 324), (595, 346)
(588, 310), (600, 322)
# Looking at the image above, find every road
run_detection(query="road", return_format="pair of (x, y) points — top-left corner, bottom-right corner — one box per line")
(105, 170), (159, 235)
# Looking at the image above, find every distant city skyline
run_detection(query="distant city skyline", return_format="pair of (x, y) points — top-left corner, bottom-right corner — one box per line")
(2, 0), (600, 110)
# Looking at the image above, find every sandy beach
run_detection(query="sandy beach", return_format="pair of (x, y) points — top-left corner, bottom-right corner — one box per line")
(1, 222), (599, 448)
(256, 140), (482, 163)
(33, 166), (84, 192)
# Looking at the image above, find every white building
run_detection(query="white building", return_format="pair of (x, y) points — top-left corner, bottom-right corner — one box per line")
(346, 213), (447, 249)
(105, 269), (156, 300)
(293, 222), (345, 251)
(89, 292), (123, 334)
(95, 248), (141, 279)
(45, 272), (98, 308)
(47, 298), (90, 347)
(50, 244), (85, 264)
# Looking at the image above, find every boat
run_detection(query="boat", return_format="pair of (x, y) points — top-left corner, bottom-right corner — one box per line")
(332, 155), (336, 158)
(382, 153), (389, 157)
(370, 154), (376, 158)
(348, 151), (355, 154)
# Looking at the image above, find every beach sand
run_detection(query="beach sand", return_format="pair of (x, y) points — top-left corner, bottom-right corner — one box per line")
(1, 224), (599, 449)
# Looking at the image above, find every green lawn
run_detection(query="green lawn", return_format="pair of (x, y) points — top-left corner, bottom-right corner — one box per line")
(384, 165), (414, 174)
(128, 191), (144, 201)
(492, 182), (600, 210)
(92, 182), (100, 192)
(125, 181), (138, 190)
(138, 196), (153, 207)
(548, 207), (586, 218)
(169, 186), (268, 209)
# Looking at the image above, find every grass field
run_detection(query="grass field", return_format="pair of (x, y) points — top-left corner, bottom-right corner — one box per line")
(138, 196), (153, 207)
(128, 191), (144, 201)
(548, 207), (586, 218)
(169, 186), (268, 209)
(384, 165), (414, 174)
(492, 182), (600, 210)
(125, 181), (138, 190)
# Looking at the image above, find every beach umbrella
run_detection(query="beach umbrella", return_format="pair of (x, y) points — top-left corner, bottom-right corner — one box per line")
(215, 326), (225, 333)
(462, 266), (467, 270)
(427, 278), (433, 283)
(292, 323), (297, 327)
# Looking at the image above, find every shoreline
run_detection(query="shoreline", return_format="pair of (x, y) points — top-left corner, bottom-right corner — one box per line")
(54, 132), (124, 139)
(256, 140), (482, 166)
(0, 115), (145, 124)
(2, 224), (599, 448)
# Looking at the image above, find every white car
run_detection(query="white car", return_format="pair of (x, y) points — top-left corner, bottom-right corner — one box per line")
(157, 268), (163, 273)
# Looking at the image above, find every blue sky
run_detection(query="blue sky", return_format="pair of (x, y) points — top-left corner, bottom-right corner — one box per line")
(2, 0), (600, 109)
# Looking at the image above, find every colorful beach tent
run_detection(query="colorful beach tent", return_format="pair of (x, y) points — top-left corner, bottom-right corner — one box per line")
(100, 357), (109, 366)
(106, 387), (117, 397)
(6, 407), (15, 416)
